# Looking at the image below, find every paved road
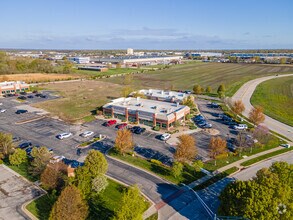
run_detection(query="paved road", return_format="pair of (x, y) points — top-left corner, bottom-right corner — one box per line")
(233, 150), (293, 181)
(0, 96), (211, 220)
(232, 74), (293, 141)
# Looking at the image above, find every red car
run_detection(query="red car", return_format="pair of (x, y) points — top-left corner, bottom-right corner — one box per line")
(104, 120), (117, 127)
(117, 123), (128, 130)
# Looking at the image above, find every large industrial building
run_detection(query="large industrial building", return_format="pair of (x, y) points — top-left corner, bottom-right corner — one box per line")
(68, 57), (90, 64)
(103, 97), (190, 130)
(91, 55), (182, 65)
(0, 81), (29, 96)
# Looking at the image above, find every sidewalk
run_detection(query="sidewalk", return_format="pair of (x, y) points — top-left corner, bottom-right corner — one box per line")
(217, 146), (284, 172)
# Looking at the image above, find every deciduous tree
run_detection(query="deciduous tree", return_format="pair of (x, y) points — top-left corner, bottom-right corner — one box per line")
(30, 146), (52, 176)
(174, 135), (197, 163)
(193, 84), (202, 95)
(249, 106), (265, 125)
(92, 175), (108, 194)
(205, 86), (212, 93)
(219, 162), (293, 220)
(115, 129), (134, 155)
(9, 148), (27, 166)
(209, 137), (227, 160)
(192, 160), (204, 172)
(114, 185), (147, 220)
(0, 132), (15, 160)
(217, 84), (226, 98)
(182, 95), (195, 108)
(231, 100), (245, 116)
(49, 185), (89, 220)
(41, 162), (67, 191)
(172, 162), (183, 178)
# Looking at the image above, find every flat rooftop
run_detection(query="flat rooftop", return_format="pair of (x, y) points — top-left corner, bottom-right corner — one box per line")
(138, 89), (187, 101)
(0, 81), (27, 86)
(104, 97), (189, 120)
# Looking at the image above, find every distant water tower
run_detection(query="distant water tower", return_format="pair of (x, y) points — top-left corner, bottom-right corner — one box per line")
(127, 48), (134, 55)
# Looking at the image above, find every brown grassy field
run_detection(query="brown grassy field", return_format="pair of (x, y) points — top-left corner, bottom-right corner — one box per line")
(33, 80), (124, 123)
(0, 73), (79, 83)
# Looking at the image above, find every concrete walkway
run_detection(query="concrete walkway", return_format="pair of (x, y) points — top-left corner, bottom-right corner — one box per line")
(232, 74), (293, 141)
(216, 146), (284, 172)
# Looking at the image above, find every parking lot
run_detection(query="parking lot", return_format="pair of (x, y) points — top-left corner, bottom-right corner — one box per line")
(0, 93), (240, 166)
(0, 165), (44, 220)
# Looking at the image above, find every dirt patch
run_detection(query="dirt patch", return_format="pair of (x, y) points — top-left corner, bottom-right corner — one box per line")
(0, 73), (79, 83)
(204, 128), (220, 135)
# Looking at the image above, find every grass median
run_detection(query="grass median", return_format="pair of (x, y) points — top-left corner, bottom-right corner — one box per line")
(240, 147), (293, 167)
(108, 148), (205, 185)
(194, 166), (239, 191)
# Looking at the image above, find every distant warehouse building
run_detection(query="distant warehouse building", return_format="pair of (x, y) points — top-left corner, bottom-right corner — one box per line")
(91, 55), (182, 65)
(68, 57), (90, 64)
(0, 81), (29, 96)
(77, 66), (108, 72)
(103, 97), (190, 130)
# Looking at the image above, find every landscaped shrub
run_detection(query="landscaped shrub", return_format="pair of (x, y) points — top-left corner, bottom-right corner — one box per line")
(150, 159), (163, 166)
(153, 126), (160, 131)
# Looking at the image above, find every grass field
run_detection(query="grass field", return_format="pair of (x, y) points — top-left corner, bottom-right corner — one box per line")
(74, 68), (138, 78)
(0, 73), (79, 83)
(33, 80), (124, 122)
(102, 62), (293, 97)
(251, 76), (293, 126)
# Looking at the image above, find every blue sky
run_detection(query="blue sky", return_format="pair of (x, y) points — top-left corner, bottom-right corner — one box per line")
(0, 0), (292, 50)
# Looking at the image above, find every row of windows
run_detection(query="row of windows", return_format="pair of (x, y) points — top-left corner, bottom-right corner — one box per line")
(1, 88), (28, 94)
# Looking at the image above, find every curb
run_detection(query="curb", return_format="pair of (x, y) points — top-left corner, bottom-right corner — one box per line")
(15, 116), (46, 125)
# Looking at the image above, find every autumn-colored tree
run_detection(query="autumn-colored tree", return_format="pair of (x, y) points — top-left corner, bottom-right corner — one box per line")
(49, 185), (89, 220)
(41, 162), (67, 191)
(9, 148), (27, 166)
(253, 125), (271, 144)
(115, 129), (134, 155)
(231, 100), (245, 116)
(174, 135), (197, 163)
(249, 106), (265, 125)
(114, 185), (147, 220)
(209, 137), (227, 160)
(121, 86), (133, 97)
(206, 86), (212, 93)
(0, 132), (15, 160)
(92, 175), (108, 193)
(193, 84), (202, 95)
(182, 95), (195, 108)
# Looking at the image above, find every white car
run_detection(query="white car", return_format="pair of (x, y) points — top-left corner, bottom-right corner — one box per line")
(160, 133), (171, 141)
(80, 131), (94, 138)
(0, 103), (2, 105)
(280, 144), (291, 148)
(57, 132), (72, 140)
(50, 155), (65, 164)
(233, 124), (248, 130)
(0, 109), (6, 113)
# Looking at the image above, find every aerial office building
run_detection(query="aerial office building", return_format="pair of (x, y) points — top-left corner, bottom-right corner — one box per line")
(0, 81), (29, 96)
(103, 97), (190, 130)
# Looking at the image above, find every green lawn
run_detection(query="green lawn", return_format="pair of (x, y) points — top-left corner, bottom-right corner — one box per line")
(26, 179), (136, 220)
(102, 62), (293, 97)
(108, 149), (205, 185)
(203, 136), (284, 172)
(74, 68), (138, 78)
(240, 147), (293, 167)
(6, 162), (38, 182)
(251, 75), (293, 126)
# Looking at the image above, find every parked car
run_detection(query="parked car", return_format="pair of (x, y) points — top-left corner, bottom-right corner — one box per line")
(233, 124), (248, 130)
(20, 92), (27, 95)
(57, 132), (73, 140)
(5, 94), (14, 97)
(227, 142), (237, 152)
(14, 93), (19, 97)
(16, 109), (28, 114)
(0, 109), (6, 113)
(160, 133), (171, 141)
(131, 126), (146, 134)
(184, 90), (192, 94)
(197, 120), (207, 127)
(35, 93), (42, 97)
(202, 123), (212, 128)
(103, 120), (117, 127)
(50, 155), (65, 164)
(18, 96), (27, 100)
(80, 131), (94, 138)
(209, 102), (219, 108)
(0, 103), (2, 105)
(280, 143), (291, 148)
(27, 95), (34, 99)
(12, 136), (21, 142)
(194, 115), (205, 122)
(40, 94), (47, 98)
(18, 141), (32, 149)
(117, 123), (128, 130)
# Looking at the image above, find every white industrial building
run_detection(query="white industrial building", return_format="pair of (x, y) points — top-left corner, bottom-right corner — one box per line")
(68, 57), (90, 64)
(135, 89), (188, 103)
